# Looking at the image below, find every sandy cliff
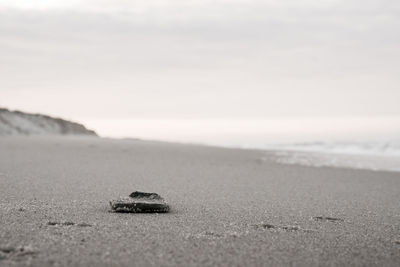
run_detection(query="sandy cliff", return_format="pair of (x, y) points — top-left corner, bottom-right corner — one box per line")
(0, 108), (97, 136)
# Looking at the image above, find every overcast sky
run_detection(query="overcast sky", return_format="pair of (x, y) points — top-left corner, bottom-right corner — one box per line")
(1, 0), (399, 121)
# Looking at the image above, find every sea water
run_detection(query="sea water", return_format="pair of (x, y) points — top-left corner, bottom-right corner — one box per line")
(263, 141), (400, 172)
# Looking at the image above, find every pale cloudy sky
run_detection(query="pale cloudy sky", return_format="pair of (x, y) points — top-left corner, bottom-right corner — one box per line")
(1, 0), (400, 121)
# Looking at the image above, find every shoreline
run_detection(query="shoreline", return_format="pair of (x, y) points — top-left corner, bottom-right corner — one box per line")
(114, 137), (400, 173)
(4, 135), (400, 173)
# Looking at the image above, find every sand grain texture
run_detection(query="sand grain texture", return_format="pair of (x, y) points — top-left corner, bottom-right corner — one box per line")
(0, 137), (399, 266)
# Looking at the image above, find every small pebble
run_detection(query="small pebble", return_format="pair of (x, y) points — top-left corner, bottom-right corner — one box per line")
(110, 191), (170, 213)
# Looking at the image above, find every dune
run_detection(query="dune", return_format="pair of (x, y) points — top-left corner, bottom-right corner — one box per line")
(0, 108), (97, 136)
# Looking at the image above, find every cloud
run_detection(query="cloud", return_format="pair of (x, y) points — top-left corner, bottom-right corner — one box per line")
(0, 0), (399, 118)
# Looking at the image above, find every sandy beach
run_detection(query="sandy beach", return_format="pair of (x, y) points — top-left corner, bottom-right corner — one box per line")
(0, 136), (399, 266)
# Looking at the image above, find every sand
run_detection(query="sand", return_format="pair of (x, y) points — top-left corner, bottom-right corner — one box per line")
(0, 136), (399, 266)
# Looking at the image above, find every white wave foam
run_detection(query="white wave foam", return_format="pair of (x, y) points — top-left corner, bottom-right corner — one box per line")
(265, 141), (400, 157)
(264, 141), (400, 172)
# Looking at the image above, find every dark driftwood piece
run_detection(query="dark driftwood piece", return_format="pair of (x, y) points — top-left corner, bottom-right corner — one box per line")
(314, 216), (344, 222)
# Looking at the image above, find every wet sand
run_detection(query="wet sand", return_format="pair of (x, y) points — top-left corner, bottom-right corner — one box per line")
(0, 137), (399, 266)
